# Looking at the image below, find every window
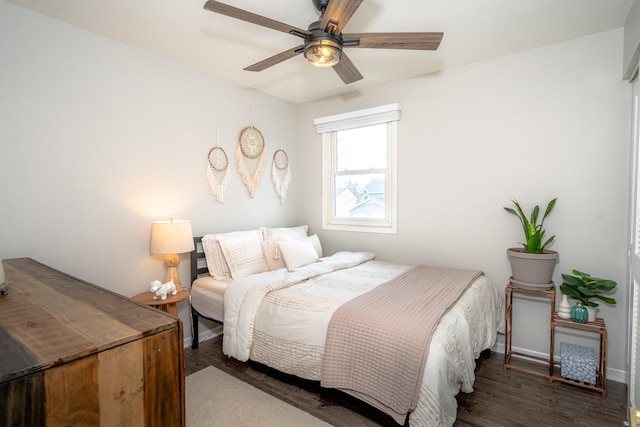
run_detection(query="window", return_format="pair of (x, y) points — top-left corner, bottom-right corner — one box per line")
(314, 104), (399, 233)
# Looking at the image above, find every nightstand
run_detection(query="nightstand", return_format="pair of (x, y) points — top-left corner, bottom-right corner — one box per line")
(132, 289), (190, 316)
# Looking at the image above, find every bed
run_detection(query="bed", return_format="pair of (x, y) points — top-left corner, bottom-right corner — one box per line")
(190, 236), (227, 343)
(190, 226), (503, 426)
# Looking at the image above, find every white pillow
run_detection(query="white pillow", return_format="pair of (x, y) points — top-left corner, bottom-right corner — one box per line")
(217, 230), (268, 280)
(277, 240), (318, 271)
(304, 234), (323, 258)
(201, 234), (231, 279)
(264, 225), (308, 240)
(261, 235), (287, 271)
(261, 234), (321, 271)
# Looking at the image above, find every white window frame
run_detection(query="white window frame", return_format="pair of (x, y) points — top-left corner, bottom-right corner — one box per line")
(314, 103), (399, 234)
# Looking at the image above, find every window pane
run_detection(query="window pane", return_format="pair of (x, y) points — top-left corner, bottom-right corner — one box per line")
(334, 173), (385, 219)
(336, 124), (387, 171)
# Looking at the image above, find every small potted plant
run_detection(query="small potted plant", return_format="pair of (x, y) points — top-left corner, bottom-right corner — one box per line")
(504, 198), (559, 288)
(560, 269), (617, 322)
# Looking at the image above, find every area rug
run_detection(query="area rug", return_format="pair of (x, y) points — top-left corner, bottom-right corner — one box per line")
(186, 366), (331, 427)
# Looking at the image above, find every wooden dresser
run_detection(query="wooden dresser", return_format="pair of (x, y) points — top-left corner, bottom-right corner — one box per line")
(0, 258), (185, 426)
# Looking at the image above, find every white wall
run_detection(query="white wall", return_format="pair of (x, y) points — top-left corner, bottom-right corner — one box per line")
(297, 29), (631, 378)
(0, 1), (299, 339)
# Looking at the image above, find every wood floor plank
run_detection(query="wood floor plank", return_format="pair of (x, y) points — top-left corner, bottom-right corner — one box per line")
(185, 335), (627, 426)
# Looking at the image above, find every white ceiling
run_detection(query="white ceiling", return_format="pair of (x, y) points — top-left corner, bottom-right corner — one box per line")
(7, 0), (634, 104)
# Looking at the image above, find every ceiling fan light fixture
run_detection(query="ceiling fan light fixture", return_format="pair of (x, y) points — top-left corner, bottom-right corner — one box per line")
(304, 39), (341, 67)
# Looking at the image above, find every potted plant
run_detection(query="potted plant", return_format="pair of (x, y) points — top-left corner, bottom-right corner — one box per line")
(504, 198), (559, 288)
(560, 269), (617, 322)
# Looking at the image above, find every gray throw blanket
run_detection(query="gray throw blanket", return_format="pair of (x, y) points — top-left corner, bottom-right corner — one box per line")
(321, 265), (483, 424)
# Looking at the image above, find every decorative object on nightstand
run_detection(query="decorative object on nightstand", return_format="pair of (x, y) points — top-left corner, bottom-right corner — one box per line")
(504, 198), (559, 290)
(149, 279), (177, 300)
(150, 218), (195, 292)
(557, 293), (571, 319)
(560, 269), (617, 323)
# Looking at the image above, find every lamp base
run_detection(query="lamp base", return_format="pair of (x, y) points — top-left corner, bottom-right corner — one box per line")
(163, 253), (183, 292)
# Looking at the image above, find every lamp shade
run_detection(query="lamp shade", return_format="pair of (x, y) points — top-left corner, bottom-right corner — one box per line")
(150, 219), (195, 255)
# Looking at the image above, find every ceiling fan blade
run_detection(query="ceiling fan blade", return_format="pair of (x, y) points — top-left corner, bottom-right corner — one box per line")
(333, 52), (363, 84)
(344, 32), (444, 50)
(203, 0), (310, 38)
(244, 45), (305, 72)
(320, 0), (363, 35)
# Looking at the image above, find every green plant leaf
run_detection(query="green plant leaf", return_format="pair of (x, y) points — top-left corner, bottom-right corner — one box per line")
(591, 282), (617, 292)
(561, 270), (617, 307)
(505, 198), (557, 254)
(561, 274), (586, 287)
(541, 198), (557, 224)
(559, 284), (582, 300)
(577, 287), (600, 297)
(572, 269), (590, 277)
(531, 205), (539, 227)
(541, 235), (555, 251)
(592, 295), (616, 305)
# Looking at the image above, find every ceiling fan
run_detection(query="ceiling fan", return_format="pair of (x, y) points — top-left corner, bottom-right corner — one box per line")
(203, 0), (443, 84)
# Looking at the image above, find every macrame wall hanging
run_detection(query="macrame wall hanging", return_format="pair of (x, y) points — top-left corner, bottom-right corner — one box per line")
(206, 129), (231, 203)
(271, 148), (290, 203)
(236, 110), (266, 198)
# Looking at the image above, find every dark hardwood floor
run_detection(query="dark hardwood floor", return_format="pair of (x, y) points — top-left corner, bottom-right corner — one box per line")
(185, 335), (627, 426)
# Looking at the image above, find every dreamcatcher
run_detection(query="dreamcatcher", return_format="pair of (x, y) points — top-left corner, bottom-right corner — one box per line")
(236, 115), (266, 198)
(206, 130), (231, 203)
(271, 149), (290, 203)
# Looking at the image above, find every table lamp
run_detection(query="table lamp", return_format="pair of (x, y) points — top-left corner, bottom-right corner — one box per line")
(150, 219), (194, 292)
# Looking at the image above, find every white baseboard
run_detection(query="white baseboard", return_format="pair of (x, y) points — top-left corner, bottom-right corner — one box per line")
(183, 323), (222, 348)
(493, 341), (627, 384)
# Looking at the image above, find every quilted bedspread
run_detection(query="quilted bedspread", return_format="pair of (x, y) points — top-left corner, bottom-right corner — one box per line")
(222, 251), (503, 427)
(322, 265), (483, 424)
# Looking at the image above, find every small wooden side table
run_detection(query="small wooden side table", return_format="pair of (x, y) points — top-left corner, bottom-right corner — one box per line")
(132, 289), (190, 317)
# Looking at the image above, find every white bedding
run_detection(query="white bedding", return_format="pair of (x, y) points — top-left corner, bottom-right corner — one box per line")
(191, 276), (231, 322)
(222, 251), (503, 427)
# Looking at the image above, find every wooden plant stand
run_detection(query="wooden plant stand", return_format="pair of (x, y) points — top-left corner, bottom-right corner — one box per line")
(503, 282), (607, 396)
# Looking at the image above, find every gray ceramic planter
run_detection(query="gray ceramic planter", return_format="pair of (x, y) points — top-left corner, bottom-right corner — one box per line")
(507, 248), (559, 289)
